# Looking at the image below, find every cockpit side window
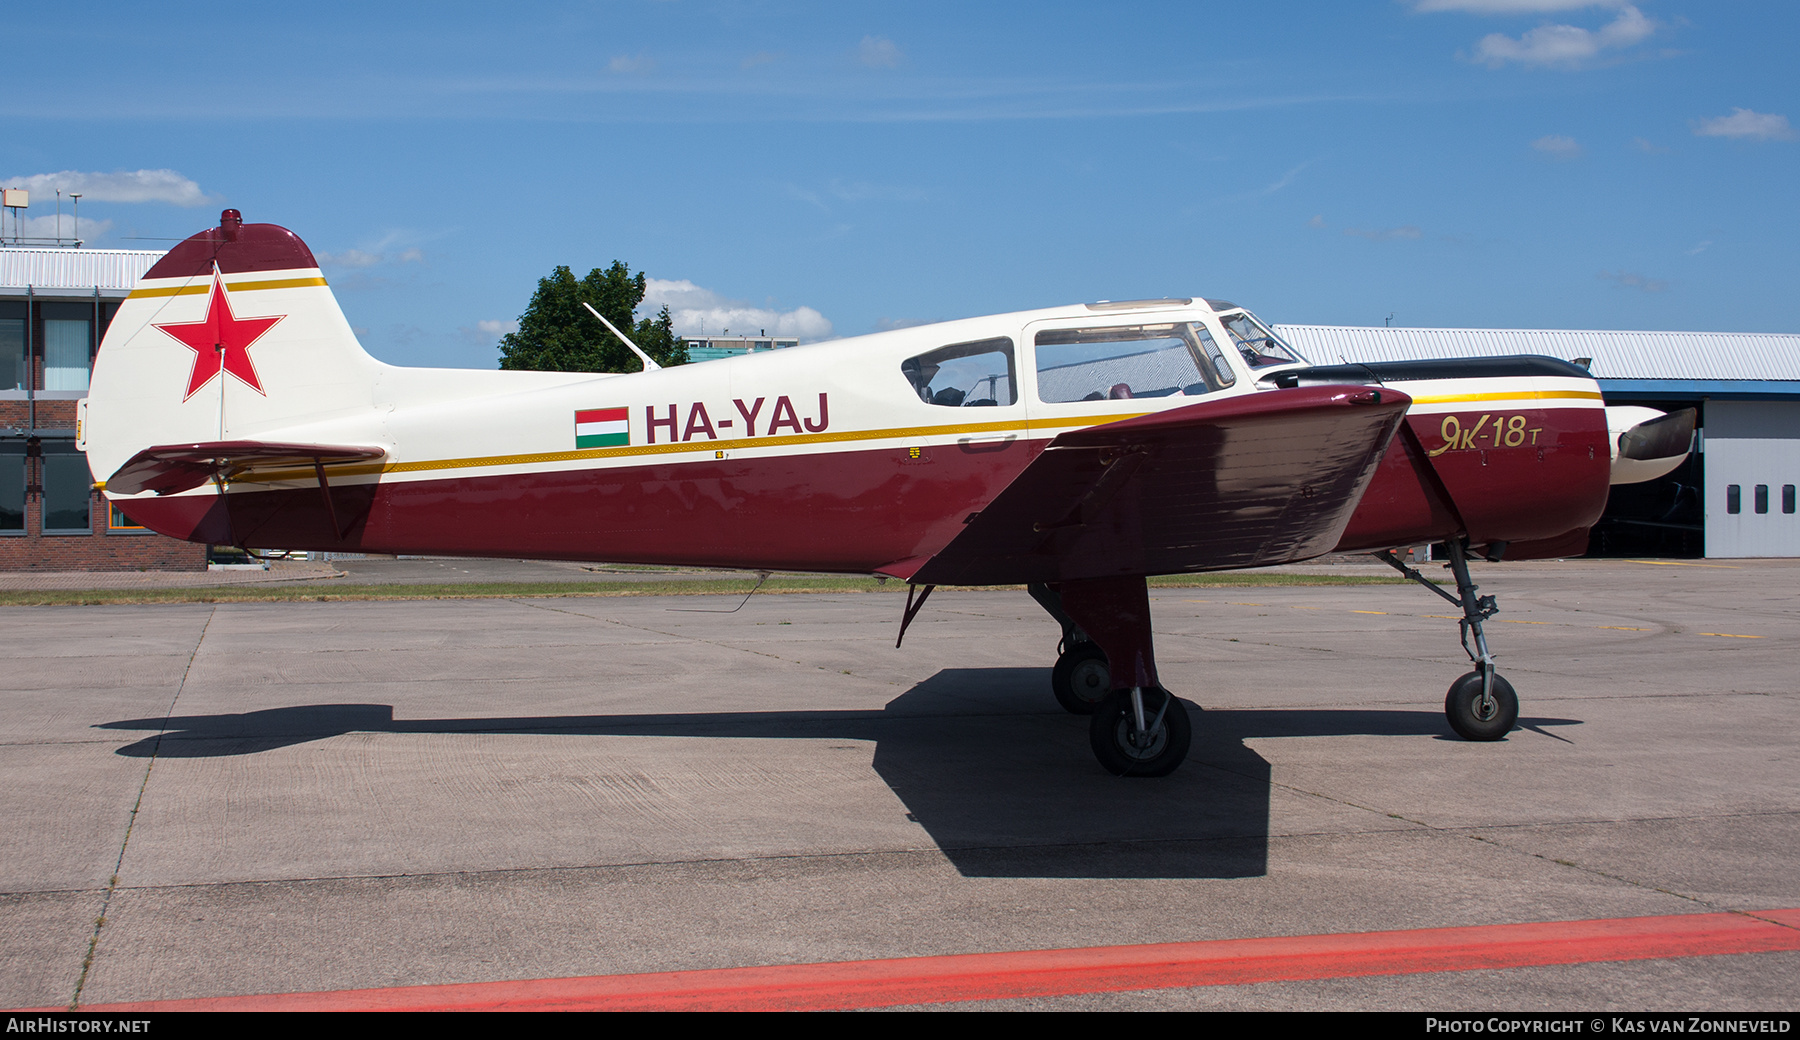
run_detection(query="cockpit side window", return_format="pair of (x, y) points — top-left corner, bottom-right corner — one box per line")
(1034, 323), (1228, 403)
(1218, 312), (1304, 369)
(901, 337), (1016, 407)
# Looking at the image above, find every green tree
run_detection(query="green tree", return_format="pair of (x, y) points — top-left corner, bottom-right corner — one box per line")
(497, 261), (688, 372)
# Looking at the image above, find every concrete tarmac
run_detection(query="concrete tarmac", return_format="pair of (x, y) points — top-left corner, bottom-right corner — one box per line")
(1, 558), (1796, 1010)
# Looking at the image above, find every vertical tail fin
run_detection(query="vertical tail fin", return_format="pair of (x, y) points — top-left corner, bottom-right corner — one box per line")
(84, 210), (385, 487)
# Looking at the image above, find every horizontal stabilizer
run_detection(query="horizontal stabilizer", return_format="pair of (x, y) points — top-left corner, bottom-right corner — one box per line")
(106, 441), (387, 496)
(910, 386), (1410, 586)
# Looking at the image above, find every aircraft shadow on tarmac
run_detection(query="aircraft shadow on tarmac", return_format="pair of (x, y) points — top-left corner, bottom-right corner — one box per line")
(96, 667), (1581, 881)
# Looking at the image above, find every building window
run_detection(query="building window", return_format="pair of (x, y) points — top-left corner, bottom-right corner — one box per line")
(1784, 485), (1796, 515)
(1726, 485), (1740, 514)
(42, 318), (91, 392)
(0, 309), (23, 391)
(41, 441), (91, 534)
(0, 444), (22, 533)
(1754, 484), (1769, 515)
(109, 502), (148, 531)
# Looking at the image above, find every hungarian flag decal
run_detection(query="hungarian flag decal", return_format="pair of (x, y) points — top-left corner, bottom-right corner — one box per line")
(575, 407), (629, 448)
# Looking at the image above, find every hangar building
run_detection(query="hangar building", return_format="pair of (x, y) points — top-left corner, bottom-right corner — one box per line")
(1274, 324), (1800, 559)
(1, 244), (207, 571)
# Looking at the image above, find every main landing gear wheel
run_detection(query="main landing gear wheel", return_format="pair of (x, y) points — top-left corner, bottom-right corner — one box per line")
(1089, 687), (1191, 777)
(1051, 643), (1110, 715)
(1445, 671), (1518, 741)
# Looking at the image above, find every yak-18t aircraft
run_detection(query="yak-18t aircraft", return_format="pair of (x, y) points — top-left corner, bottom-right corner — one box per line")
(80, 212), (1694, 776)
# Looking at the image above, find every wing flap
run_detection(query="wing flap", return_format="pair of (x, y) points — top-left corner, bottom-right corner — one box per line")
(910, 387), (1411, 586)
(105, 441), (387, 496)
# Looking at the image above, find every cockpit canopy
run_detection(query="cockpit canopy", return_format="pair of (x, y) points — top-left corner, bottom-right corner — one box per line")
(897, 306), (1304, 407)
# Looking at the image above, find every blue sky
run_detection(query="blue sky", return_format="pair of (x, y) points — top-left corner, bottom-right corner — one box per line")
(4, 1), (1796, 368)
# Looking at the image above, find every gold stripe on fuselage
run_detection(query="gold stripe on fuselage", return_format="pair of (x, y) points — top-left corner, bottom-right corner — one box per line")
(229, 411), (1147, 486)
(213, 389), (1601, 488)
(127, 276), (329, 299)
(1409, 389), (1603, 405)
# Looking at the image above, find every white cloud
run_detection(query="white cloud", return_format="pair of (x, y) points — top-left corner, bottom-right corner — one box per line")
(11, 214), (114, 242)
(608, 54), (656, 75)
(858, 36), (902, 69)
(1469, 4), (1654, 68)
(0, 168), (212, 206)
(1633, 136), (1670, 154)
(315, 233), (427, 269)
(785, 179), (922, 213)
(457, 319), (519, 347)
(785, 184), (828, 211)
(1599, 269), (1668, 292)
(1248, 162), (1309, 200)
(1692, 108), (1797, 141)
(1308, 214), (1327, 228)
(1415, 0), (1624, 12)
(825, 179), (924, 202)
(1532, 133), (1583, 158)
(316, 249), (384, 268)
(385, 324), (429, 347)
(1344, 225), (1423, 241)
(642, 278), (835, 342)
(1686, 240), (1711, 255)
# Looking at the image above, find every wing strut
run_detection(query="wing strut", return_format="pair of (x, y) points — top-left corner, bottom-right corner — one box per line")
(895, 583), (936, 648)
(311, 457), (360, 540)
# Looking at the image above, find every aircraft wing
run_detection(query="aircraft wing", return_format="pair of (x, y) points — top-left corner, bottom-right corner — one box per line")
(104, 441), (388, 496)
(906, 386), (1411, 586)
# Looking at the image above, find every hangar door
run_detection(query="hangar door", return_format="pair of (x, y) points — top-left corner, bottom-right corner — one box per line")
(1704, 401), (1800, 558)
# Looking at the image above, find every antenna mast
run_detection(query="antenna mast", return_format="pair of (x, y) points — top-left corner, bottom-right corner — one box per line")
(580, 302), (661, 372)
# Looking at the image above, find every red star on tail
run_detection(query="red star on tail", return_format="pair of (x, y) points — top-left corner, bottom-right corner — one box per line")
(153, 270), (285, 401)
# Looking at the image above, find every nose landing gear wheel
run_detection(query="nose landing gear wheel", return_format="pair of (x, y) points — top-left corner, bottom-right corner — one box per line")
(1445, 671), (1518, 741)
(1089, 687), (1192, 776)
(1051, 642), (1110, 715)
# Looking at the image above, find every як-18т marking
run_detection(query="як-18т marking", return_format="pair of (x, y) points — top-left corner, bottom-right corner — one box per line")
(80, 211), (1693, 776)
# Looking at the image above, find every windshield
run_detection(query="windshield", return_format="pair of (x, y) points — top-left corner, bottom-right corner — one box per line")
(1218, 312), (1304, 369)
(1035, 322), (1236, 403)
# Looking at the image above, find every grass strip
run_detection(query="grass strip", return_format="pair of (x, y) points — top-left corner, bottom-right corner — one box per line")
(0, 572), (1415, 607)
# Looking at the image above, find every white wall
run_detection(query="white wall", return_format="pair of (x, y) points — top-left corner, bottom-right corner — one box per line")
(1704, 401), (1800, 558)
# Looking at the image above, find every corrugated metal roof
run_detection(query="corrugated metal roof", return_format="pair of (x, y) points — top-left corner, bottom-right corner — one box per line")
(1272, 324), (1800, 382)
(0, 247), (165, 295)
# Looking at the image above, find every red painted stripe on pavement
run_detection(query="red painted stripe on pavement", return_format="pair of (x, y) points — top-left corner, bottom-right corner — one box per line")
(78, 908), (1800, 1012)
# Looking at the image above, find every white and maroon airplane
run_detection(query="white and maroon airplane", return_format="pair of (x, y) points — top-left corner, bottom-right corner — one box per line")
(80, 211), (1693, 776)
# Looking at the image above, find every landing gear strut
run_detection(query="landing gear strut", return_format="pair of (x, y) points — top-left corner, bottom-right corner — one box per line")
(1090, 685), (1192, 776)
(1377, 539), (1519, 741)
(1031, 582), (1110, 716)
(1030, 577), (1192, 775)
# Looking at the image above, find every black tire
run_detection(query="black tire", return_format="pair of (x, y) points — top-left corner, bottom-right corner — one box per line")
(1444, 671), (1518, 741)
(1051, 643), (1110, 715)
(1089, 687), (1192, 777)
